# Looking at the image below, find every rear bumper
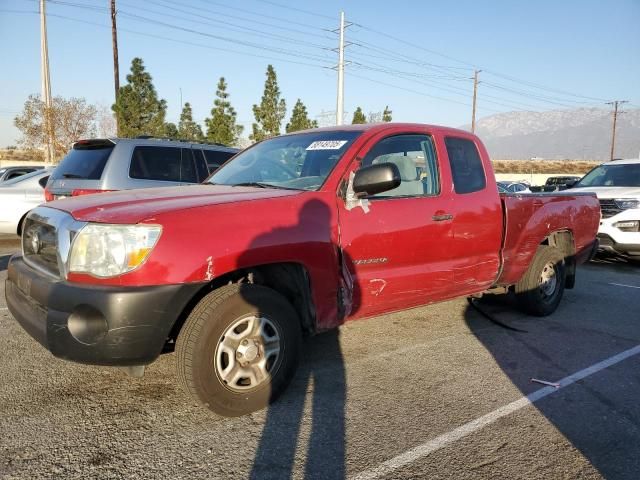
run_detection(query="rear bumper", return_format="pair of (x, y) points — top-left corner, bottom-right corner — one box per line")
(6, 255), (204, 366)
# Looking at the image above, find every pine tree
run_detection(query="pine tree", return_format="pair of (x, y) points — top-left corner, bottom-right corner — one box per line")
(178, 102), (204, 141)
(163, 122), (178, 138)
(112, 58), (167, 137)
(352, 106), (367, 124)
(251, 65), (286, 141)
(285, 99), (318, 133)
(382, 105), (393, 122)
(205, 77), (243, 146)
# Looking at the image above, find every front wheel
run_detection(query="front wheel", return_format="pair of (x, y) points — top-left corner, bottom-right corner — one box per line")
(176, 283), (302, 417)
(515, 246), (566, 316)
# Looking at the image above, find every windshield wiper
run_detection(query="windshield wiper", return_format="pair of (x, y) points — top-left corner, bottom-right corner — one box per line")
(61, 173), (87, 179)
(230, 181), (271, 188)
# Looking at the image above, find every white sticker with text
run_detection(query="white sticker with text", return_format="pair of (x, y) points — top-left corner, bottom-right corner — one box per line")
(306, 140), (348, 151)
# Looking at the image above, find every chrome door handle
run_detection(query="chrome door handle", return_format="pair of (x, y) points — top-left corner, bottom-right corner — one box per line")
(432, 213), (453, 221)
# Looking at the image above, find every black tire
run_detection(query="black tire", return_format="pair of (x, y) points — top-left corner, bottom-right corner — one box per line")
(175, 283), (302, 417)
(515, 246), (566, 317)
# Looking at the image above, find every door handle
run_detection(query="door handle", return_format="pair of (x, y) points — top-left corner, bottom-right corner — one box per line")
(432, 213), (453, 221)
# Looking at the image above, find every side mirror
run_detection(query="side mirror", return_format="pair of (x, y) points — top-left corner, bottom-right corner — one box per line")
(353, 163), (401, 197)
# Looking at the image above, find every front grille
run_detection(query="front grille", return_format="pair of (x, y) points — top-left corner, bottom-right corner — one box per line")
(22, 217), (60, 276)
(599, 199), (622, 219)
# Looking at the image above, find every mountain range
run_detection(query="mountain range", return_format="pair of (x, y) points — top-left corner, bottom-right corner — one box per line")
(465, 107), (640, 161)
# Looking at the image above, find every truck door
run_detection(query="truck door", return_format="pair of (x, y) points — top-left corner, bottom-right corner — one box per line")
(337, 133), (457, 319)
(441, 136), (503, 294)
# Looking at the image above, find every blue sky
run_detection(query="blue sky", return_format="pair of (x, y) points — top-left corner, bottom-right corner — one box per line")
(0, 0), (639, 147)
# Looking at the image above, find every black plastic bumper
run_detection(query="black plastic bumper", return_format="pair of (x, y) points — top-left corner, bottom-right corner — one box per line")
(5, 256), (205, 366)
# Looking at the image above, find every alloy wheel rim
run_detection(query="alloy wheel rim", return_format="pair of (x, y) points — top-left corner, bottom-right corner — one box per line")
(538, 262), (558, 299)
(214, 315), (282, 392)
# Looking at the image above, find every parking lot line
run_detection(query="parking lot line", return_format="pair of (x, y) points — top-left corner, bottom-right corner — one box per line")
(609, 283), (640, 289)
(351, 344), (640, 480)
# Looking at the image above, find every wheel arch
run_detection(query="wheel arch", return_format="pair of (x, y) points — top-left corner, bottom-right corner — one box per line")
(540, 230), (576, 288)
(166, 261), (316, 350)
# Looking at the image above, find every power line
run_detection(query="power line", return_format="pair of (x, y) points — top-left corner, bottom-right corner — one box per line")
(127, 0), (335, 52)
(21, 10), (332, 70)
(251, 0), (336, 21)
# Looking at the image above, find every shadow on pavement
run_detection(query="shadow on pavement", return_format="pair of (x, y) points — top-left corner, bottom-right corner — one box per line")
(236, 199), (354, 479)
(465, 286), (640, 479)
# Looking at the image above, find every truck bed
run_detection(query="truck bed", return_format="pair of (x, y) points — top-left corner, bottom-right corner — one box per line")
(497, 191), (600, 285)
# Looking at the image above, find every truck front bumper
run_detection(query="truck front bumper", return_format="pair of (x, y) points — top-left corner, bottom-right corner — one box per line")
(5, 255), (205, 366)
(597, 209), (640, 256)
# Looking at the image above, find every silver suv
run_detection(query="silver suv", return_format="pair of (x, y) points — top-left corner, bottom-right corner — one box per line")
(45, 137), (239, 201)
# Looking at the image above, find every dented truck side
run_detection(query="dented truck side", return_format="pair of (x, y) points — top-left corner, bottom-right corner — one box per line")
(6, 123), (600, 416)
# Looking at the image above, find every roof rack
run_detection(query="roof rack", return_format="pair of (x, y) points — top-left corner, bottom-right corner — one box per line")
(134, 135), (229, 147)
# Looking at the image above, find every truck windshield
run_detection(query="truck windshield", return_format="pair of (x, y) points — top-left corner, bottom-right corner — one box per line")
(209, 131), (362, 191)
(574, 163), (640, 188)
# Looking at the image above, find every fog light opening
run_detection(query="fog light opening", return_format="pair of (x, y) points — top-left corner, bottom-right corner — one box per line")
(68, 305), (108, 345)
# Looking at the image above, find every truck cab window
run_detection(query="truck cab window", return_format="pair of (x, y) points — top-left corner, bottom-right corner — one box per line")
(444, 137), (486, 194)
(360, 134), (440, 198)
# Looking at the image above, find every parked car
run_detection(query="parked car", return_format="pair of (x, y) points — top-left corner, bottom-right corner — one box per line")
(0, 168), (52, 235)
(0, 165), (44, 183)
(7, 123), (600, 416)
(497, 181), (531, 193)
(571, 158), (640, 256)
(44, 137), (239, 201)
(530, 175), (582, 192)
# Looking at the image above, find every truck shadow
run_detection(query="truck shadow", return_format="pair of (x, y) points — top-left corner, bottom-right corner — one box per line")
(464, 290), (640, 479)
(235, 199), (356, 479)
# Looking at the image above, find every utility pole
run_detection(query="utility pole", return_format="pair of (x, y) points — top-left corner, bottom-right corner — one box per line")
(606, 100), (628, 161)
(332, 11), (352, 126)
(471, 70), (481, 133)
(40, 0), (55, 164)
(111, 0), (120, 135)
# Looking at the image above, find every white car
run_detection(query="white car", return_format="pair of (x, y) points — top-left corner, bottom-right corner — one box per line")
(0, 168), (52, 235)
(571, 158), (640, 257)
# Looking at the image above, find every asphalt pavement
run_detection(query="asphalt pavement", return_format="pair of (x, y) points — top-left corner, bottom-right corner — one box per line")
(1, 236), (639, 479)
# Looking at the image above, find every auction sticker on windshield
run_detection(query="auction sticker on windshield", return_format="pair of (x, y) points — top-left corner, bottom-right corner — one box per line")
(306, 140), (349, 150)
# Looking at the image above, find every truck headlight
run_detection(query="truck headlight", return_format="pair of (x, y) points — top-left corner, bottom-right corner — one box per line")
(68, 224), (162, 278)
(613, 220), (640, 232)
(614, 199), (640, 210)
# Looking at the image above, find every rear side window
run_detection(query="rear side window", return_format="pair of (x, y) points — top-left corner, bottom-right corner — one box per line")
(444, 137), (486, 194)
(203, 150), (235, 171)
(51, 144), (114, 180)
(129, 146), (198, 182)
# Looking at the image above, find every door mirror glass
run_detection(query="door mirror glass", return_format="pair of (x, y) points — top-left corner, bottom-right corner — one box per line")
(353, 163), (401, 196)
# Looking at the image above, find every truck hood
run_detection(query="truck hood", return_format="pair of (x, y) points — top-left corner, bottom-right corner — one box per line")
(571, 186), (640, 199)
(47, 184), (302, 224)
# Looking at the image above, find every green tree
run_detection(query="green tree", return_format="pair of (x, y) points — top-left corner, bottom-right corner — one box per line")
(382, 105), (393, 122)
(285, 99), (318, 133)
(351, 106), (367, 124)
(112, 57), (167, 137)
(251, 65), (286, 141)
(163, 122), (178, 138)
(205, 77), (243, 145)
(178, 102), (204, 141)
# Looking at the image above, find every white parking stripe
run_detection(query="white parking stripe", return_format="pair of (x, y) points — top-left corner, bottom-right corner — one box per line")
(610, 283), (640, 289)
(351, 344), (640, 480)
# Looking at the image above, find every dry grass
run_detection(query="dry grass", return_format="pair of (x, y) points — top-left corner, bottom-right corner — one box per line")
(492, 160), (600, 174)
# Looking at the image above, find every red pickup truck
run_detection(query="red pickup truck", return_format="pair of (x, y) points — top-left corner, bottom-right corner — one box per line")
(6, 123), (599, 416)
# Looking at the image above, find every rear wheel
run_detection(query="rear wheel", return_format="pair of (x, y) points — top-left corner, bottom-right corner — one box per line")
(176, 283), (301, 416)
(515, 246), (566, 316)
